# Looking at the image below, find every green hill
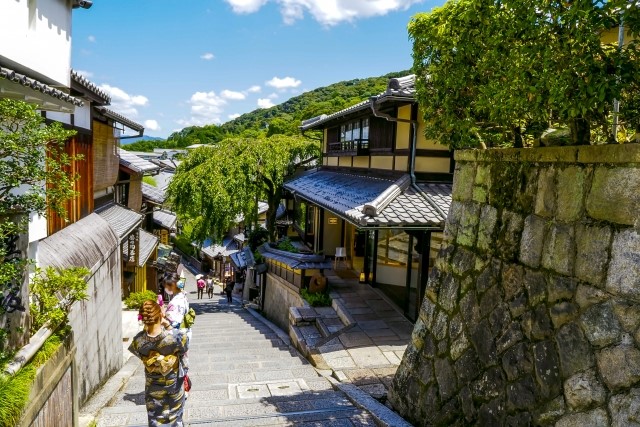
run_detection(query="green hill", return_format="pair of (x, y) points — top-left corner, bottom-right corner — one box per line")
(123, 70), (409, 152)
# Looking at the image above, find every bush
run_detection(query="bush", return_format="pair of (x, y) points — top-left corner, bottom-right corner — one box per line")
(124, 290), (157, 310)
(173, 234), (195, 257)
(300, 288), (332, 307)
(276, 237), (298, 253)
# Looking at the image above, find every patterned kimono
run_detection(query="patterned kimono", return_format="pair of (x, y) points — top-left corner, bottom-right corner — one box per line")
(129, 329), (189, 427)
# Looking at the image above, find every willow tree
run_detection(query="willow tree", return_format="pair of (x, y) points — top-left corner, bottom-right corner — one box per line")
(167, 135), (319, 244)
(409, 0), (640, 147)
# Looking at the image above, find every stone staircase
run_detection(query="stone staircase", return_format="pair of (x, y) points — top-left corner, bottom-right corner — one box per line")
(96, 299), (375, 426)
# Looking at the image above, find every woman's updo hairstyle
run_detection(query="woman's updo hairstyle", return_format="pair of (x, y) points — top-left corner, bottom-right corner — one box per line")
(139, 300), (162, 326)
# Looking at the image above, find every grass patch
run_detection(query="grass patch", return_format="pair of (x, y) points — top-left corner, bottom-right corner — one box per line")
(0, 331), (64, 426)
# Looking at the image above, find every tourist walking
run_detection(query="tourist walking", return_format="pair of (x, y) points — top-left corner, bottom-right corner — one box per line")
(128, 300), (189, 427)
(224, 278), (234, 303)
(196, 275), (205, 299)
(206, 275), (214, 299)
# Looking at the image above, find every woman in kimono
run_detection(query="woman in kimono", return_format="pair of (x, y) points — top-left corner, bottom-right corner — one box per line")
(129, 300), (189, 427)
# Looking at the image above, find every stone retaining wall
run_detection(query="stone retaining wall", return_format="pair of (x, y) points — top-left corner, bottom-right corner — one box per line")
(389, 144), (640, 426)
(263, 272), (305, 332)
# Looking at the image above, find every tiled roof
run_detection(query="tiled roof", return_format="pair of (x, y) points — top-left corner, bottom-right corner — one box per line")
(142, 182), (166, 204)
(119, 148), (160, 174)
(96, 107), (144, 132)
(155, 171), (175, 191)
(284, 170), (450, 228)
(257, 243), (332, 270)
(0, 65), (83, 108)
(300, 74), (415, 131)
(201, 237), (239, 258)
(70, 69), (110, 104)
(122, 229), (159, 267)
(95, 203), (143, 242)
(38, 213), (118, 273)
(153, 209), (177, 231)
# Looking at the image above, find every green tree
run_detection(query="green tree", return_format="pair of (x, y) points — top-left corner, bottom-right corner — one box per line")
(0, 99), (78, 298)
(409, 0), (640, 147)
(167, 135), (319, 243)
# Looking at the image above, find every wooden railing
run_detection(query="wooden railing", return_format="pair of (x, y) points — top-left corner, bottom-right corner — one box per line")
(327, 139), (369, 155)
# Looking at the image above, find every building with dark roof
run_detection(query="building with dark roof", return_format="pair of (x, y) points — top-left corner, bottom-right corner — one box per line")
(282, 74), (454, 322)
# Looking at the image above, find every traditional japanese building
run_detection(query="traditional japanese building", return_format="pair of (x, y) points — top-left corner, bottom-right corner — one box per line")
(285, 75), (453, 321)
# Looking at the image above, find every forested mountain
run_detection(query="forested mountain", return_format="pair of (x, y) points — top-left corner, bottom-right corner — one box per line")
(123, 70), (409, 152)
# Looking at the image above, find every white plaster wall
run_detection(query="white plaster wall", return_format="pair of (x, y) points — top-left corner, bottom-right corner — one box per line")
(68, 247), (123, 404)
(45, 110), (72, 126)
(72, 102), (91, 130)
(28, 212), (48, 244)
(0, 0), (72, 85)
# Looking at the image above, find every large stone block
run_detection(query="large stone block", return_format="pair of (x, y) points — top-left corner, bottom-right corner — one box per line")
(523, 304), (554, 340)
(597, 344), (640, 392)
(556, 322), (595, 378)
(450, 331), (470, 361)
(452, 163), (476, 202)
(496, 322), (524, 355)
(533, 395), (566, 426)
(476, 205), (498, 253)
(524, 269), (547, 306)
(586, 166), (640, 225)
(612, 300), (640, 335)
(607, 229), (640, 300)
(535, 166), (557, 218)
(580, 302), (622, 348)
(575, 223), (612, 287)
(541, 223), (575, 276)
(547, 274), (577, 303)
(556, 166), (586, 222)
(455, 348), (481, 384)
(520, 215), (547, 269)
(497, 210), (524, 261)
(471, 366), (505, 401)
(501, 263), (524, 301)
(563, 369), (606, 411)
(439, 273), (459, 315)
(434, 357), (458, 400)
(550, 302), (579, 329)
(502, 342), (533, 381)
(451, 247), (476, 278)
(470, 319), (497, 365)
(608, 387), (640, 427)
(575, 284), (608, 310)
(506, 376), (537, 411)
(555, 408), (609, 427)
(533, 340), (561, 399)
(456, 202), (481, 248)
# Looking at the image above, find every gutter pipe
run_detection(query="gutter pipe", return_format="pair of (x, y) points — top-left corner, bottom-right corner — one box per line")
(368, 97), (448, 221)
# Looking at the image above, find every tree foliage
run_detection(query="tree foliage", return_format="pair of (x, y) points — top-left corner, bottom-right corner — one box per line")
(29, 266), (89, 333)
(0, 99), (78, 303)
(409, 0), (640, 147)
(167, 135), (319, 244)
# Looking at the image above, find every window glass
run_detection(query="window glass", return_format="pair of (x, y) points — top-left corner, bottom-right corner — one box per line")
(352, 122), (360, 142)
(340, 125), (346, 142)
(362, 118), (369, 140)
(345, 123), (353, 142)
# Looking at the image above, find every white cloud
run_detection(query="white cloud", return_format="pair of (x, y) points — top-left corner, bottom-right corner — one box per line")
(144, 120), (160, 131)
(257, 98), (275, 108)
(88, 35), (96, 42)
(225, 0), (268, 14)
(225, 0), (423, 26)
(268, 93), (279, 99)
(266, 76), (301, 89)
(221, 89), (246, 100)
(247, 85), (261, 93)
(99, 84), (148, 117)
(178, 91), (228, 126)
(228, 113), (241, 120)
(200, 52), (215, 60)
(75, 69), (93, 78)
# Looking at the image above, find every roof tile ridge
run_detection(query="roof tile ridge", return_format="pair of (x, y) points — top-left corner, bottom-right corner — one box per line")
(362, 175), (411, 217)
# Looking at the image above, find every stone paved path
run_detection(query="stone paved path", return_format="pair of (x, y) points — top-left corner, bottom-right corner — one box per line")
(96, 294), (376, 426)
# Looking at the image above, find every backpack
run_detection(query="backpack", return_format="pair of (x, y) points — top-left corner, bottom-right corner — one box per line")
(181, 307), (196, 328)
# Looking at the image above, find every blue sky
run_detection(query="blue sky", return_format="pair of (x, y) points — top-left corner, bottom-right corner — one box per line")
(71, 0), (443, 138)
